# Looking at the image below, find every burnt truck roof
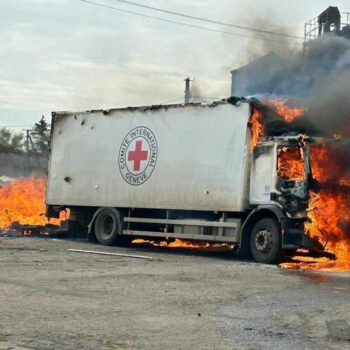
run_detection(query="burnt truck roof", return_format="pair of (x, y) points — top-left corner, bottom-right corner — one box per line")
(51, 97), (247, 118)
(51, 97), (321, 137)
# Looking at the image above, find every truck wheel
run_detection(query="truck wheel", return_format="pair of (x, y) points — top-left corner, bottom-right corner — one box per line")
(94, 208), (130, 246)
(249, 218), (282, 264)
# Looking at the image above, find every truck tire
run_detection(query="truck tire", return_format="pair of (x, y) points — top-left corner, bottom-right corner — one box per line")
(249, 218), (282, 264)
(94, 208), (131, 246)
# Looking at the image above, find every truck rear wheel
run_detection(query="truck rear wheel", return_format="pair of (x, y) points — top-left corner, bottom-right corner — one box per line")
(94, 208), (131, 246)
(249, 218), (282, 264)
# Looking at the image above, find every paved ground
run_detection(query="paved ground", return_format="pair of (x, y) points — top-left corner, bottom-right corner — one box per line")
(0, 236), (349, 350)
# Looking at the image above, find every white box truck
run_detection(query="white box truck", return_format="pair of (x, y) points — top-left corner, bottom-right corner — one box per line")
(46, 98), (320, 263)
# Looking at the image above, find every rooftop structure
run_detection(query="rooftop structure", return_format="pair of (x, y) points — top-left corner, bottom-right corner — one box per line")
(304, 6), (350, 42)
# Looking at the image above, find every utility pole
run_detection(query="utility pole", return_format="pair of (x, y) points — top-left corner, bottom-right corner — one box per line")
(25, 129), (31, 168)
(184, 77), (192, 104)
(25, 129), (40, 168)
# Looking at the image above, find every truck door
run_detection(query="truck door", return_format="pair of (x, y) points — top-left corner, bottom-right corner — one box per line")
(249, 144), (277, 205)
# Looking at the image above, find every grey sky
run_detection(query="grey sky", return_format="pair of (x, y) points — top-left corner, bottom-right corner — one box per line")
(0, 0), (349, 127)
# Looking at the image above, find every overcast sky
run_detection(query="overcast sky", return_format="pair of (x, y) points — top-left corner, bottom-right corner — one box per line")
(0, 0), (349, 128)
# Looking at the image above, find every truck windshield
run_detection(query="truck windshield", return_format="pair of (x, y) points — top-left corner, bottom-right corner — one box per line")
(277, 146), (305, 181)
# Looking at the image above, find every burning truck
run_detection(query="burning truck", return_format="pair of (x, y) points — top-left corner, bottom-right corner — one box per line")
(45, 97), (330, 264)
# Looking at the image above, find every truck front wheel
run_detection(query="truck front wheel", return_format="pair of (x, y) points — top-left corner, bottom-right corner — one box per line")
(94, 208), (131, 246)
(249, 218), (282, 264)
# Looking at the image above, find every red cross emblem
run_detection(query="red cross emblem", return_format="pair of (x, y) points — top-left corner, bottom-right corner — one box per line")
(128, 140), (148, 171)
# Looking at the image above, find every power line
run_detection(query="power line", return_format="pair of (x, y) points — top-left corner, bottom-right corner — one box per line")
(76, 0), (301, 45)
(110, 0), (303, 40)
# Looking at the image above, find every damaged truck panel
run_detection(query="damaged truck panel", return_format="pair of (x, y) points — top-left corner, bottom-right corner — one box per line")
(46, 99), (321, 264)
(47, 102), (251, 212)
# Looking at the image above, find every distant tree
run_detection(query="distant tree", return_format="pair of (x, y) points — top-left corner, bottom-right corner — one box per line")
(0, 128), (24, 152)
(32, 116), (50, 155)
(10, 133), (24, 150)
(0, 128), (11, 149)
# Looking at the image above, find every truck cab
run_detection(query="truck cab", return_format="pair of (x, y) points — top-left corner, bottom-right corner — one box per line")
(245, 135), (320, 262)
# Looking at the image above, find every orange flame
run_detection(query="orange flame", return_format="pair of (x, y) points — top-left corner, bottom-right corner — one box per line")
(277, 147), (305, 180)
(265, 99), (305, 123)
(281, 143), (350, 271)
(250, 109), (263, 150)
(0, 176), (61, 229)
(250, 99), (305, 151)
(132, 238), (234, 250)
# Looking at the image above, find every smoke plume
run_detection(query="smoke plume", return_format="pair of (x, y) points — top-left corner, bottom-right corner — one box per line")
(241, 34), (350, 137)
(302, 36), (350, 136)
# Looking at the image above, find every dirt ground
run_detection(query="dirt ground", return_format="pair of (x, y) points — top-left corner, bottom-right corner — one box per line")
(0, 236), (349, 350)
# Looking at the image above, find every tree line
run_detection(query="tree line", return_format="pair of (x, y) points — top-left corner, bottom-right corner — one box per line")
(0, 117), (50, 155)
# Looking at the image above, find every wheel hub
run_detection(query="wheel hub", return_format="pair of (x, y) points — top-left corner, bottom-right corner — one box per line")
(255, 229), (273, 253)
(101, 215), (115, 239)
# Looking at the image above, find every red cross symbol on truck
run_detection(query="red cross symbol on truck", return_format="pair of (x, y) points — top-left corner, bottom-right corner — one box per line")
(128, 140), (148, 172)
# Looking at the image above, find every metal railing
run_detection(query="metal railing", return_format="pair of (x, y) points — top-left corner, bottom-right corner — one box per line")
(304, 11), (350, 43)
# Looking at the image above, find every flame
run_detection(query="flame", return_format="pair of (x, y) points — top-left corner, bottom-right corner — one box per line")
(249, 99), (305, 151)
(277, 147), (305, 180)
(281, 255), (337, 271)
(132, 238), (234, 250)
(265, 99), (305, 123)
(0, 176), (62, 229)
(280, 143), (350, 271)
(250, 109), (263, 150)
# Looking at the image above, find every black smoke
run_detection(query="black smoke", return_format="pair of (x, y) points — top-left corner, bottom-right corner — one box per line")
(250, 35), (350, 137)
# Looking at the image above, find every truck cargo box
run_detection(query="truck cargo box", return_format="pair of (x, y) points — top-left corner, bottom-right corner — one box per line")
(46, 101), (251, 212)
